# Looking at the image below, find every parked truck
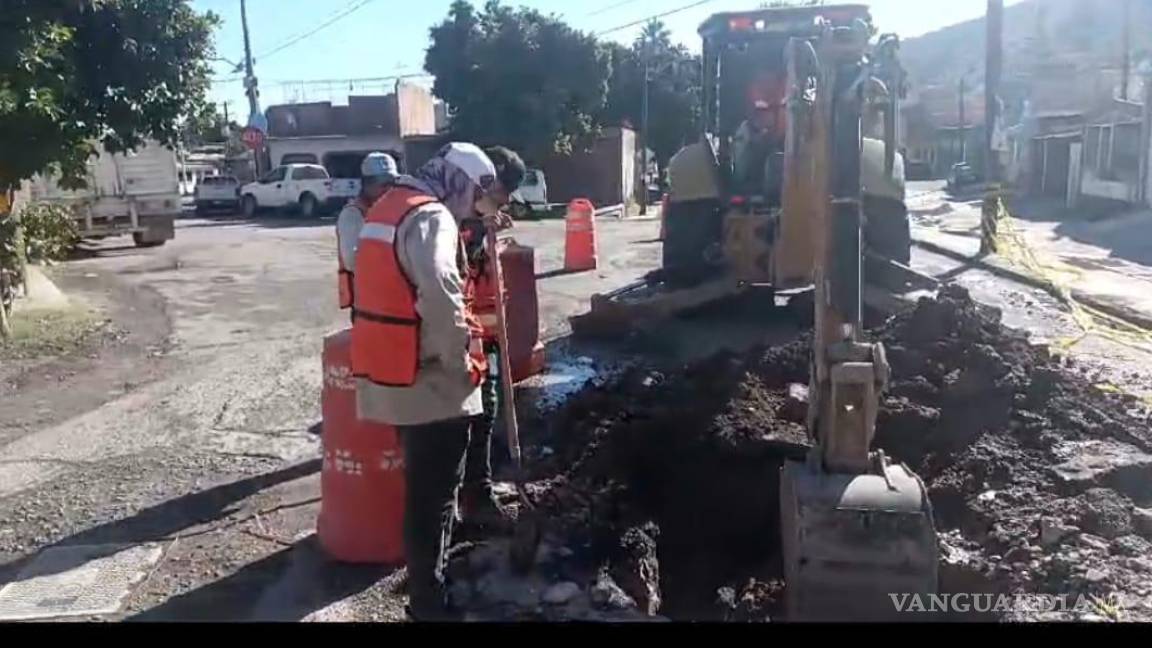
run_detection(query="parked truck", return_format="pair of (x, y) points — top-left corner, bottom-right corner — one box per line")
(27, 141), (180, 247)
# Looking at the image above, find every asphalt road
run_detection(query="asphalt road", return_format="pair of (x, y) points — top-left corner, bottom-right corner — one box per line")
(0, 212), (665, 621)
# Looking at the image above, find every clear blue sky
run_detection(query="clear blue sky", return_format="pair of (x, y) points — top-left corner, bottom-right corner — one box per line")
(196, 0), (1025, 119)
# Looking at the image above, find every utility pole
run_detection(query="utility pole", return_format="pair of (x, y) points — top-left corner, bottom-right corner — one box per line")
(240, 0), (264, 174)
(958, 76), (967, 163)
(981, 0), (1004, 256)
(1121, 0), (1131, 100)
(1140, 66), (1152, 205)
(638, 42), (650, 216)
(985, 0), (1004, 183)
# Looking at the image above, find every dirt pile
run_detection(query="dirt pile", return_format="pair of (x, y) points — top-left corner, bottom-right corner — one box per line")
(874, 286), (1152, 620)
(465, 285), (1152, 621)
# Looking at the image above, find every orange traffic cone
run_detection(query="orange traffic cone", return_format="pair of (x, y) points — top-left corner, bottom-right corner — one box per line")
(564, 198), (598, 272)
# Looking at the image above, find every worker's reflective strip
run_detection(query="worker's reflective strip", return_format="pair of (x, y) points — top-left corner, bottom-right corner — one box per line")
(351, 309), (419, 326)
(359, 222), (397, 244)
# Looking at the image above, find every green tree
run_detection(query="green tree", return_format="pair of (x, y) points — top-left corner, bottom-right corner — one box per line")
(182, 102), (231, 147)
(601, 20), (702, 167)
(425, 0), (610, 162)
(0, 0), (219, 193)
(0, 0), (216, 337)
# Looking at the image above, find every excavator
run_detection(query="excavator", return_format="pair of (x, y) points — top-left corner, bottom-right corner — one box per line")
(575, 4), (939, 620)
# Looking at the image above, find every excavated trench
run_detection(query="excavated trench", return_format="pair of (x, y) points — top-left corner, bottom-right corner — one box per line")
(512, 285), (1152, 622)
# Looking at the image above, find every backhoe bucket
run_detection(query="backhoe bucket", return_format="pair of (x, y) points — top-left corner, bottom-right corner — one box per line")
(780, 456), (938, 621)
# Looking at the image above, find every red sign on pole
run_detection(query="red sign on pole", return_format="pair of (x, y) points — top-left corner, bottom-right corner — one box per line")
(240, 126), (265, 150)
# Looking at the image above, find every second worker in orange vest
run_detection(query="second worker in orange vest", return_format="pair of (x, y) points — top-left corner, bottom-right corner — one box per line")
(336, 152), (399, 312)
(350, 142), (525, 622)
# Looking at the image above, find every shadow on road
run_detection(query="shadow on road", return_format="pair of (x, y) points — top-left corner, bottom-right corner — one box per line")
(178, 210), (339, 230)
(0, 459), (322, 584)
(69, 243), (147, 260)
(128, 535), (395, 622)
(536, 267), (589, 280)
(1008, 197), (1152, 268)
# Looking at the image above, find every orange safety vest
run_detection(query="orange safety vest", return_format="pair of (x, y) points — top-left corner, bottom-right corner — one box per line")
(336, 198), (371, 311)
(350, 186), (488, 387)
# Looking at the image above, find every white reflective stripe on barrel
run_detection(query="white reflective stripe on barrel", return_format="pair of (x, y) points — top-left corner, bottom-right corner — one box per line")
(360, 222), (397, 244)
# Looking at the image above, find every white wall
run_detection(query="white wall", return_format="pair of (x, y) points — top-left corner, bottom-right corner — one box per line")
(1081, 170), (1139, 203)
(266, 133), (403, 169)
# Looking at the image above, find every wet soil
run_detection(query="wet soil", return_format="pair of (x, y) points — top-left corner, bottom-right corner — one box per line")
(522, 285), (1152, 621)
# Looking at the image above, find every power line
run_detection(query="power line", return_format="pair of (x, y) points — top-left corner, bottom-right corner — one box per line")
(587, 0), (644, 18)
(256, 0), (380, 62)
(257, 0), (367, 57)
(276, 73), (431, 88)
(594, 0), (719, 36)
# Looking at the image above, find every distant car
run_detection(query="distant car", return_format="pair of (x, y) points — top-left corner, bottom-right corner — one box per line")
(648, 182), (664, 205)
(193, 175), (241, 214)
(905, 160), (933, 181)
(946, 163), (980, 192)
(508, 168), (549, 219)
(239, 163), (333, 218)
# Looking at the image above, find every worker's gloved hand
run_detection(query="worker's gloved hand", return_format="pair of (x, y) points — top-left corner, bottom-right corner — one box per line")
(483, 209), (513, 233)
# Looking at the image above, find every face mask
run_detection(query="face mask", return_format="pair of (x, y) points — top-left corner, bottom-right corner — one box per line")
(473, 192), (501, 218)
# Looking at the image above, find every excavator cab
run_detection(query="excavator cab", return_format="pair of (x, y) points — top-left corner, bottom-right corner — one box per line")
(664, 4), (911, 290)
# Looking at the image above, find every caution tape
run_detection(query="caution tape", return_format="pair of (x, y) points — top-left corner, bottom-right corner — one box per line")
(977, 194), (1152, 405)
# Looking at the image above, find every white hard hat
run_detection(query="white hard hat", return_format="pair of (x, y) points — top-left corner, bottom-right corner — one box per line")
(361, 152), (398, 180)
(439, 142), (497, 192)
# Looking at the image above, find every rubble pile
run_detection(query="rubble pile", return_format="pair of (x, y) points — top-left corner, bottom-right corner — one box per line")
(455, 285), (1152, 621)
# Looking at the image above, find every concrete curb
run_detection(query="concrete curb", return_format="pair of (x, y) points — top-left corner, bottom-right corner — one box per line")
(912, 237), (1152, 332)
(16, 265), (69, 312)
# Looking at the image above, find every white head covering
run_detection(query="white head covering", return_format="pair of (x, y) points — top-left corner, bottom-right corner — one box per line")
(395, 142), (497, 221)
(439, 143), (497, 192)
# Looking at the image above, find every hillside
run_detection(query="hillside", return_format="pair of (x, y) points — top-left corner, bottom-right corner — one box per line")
(901, 0), (1152, 88)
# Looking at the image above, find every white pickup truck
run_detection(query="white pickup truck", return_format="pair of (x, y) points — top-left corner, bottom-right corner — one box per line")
(508, 168), (550, 219)
(239, 163), (333, 218)
(27, 141), (179, 247)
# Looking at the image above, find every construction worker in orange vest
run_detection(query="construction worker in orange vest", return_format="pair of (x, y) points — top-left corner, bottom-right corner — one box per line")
(350, 142), (525, 622)
(335, 152), (399, 312)
(455, 147), (529, 532)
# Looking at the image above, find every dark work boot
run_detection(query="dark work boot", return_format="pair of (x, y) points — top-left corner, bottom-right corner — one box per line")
(459, 485), (516, 534)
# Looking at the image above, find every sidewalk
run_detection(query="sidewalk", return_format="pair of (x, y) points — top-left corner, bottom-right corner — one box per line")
(909, 194), (1152, 330)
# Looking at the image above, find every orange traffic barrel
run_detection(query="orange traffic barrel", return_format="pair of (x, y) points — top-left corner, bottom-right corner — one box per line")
(564, 198), (598, 272)
(499, 239), (546, 381)
(317, 329), (405, 564)
(472, 238), (546, 382)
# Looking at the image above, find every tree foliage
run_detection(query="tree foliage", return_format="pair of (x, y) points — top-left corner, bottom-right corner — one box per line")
(425, 4), (701, 168)
(13, 202), (79, 267)
(182, 101), (233, 147)
(0, 0), (219, 192)
(600, 20), (702, 167)
(425, 0), (609, 162)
